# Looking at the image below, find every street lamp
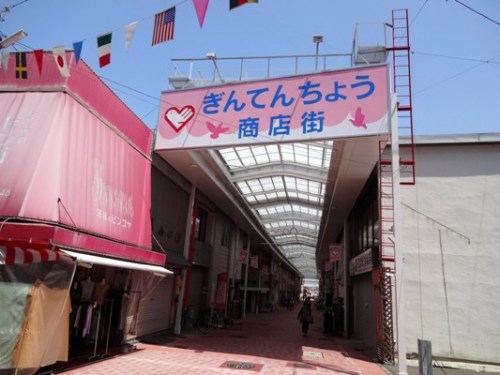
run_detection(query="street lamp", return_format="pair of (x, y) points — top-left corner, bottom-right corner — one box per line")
(313, 35), (323, 71)
(0, 29), (27, 49)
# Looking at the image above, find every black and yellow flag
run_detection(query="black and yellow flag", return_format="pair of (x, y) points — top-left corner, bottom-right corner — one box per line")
(15, 52), (27, 79)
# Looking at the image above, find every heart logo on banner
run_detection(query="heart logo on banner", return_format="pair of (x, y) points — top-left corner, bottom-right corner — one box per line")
(164, 106), (195, 133)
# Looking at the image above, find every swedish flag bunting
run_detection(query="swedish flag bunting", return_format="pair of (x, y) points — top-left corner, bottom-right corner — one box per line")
(15, 52), (27, 79)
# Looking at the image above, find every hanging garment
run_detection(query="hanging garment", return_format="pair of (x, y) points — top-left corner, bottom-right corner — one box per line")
(0, 282), (31, 369)
(12, 284), (71, 369)
(82, 304), (94, 337)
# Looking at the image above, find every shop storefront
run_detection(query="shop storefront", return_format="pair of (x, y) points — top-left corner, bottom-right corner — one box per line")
(349, 248), (376, 347)
(0, 242), (74, 375)
(0, 51), (170, 374)
(0, 241), (171, 374)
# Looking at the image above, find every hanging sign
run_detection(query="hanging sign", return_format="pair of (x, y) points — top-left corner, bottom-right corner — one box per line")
(349, 248), (374, 276)
(329, 244), (342, 262)
(155, 64), (390, 150)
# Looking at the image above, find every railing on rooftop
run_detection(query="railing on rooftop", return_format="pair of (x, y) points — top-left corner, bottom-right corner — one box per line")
(167, 21), (391, 90)
(168, 53), (355, 89)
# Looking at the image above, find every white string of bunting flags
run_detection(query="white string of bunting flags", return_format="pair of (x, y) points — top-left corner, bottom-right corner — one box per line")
(2, 0), (259, 79)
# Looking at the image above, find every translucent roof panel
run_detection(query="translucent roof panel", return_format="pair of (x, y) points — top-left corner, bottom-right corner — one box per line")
(217, 141), (333, 278)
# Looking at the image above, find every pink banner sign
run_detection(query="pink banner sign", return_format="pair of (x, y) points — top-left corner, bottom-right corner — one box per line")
(155, 64), (390, 150)
(0, 92), (152, 249)
(0, 52), (152, 155)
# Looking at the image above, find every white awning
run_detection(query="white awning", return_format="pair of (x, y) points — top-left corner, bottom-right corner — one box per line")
(61, 250), (173, 276)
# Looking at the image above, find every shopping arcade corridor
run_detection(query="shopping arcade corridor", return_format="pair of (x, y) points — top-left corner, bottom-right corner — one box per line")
(59, 304), (387, 375)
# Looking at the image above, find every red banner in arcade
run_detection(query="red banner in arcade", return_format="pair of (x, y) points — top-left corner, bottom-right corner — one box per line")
(0, 92), (152, 249)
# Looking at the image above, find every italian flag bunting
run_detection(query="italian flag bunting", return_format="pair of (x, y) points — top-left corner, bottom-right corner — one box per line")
(97, 33), (112, 68)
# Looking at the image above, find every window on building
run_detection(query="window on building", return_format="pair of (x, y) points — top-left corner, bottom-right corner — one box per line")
(350, 175), (378, 256)
(195, 205), (208, 241)
(221, 222), (232, 248)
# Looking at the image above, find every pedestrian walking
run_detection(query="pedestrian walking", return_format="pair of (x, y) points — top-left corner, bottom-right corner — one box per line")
(297, 297), (313, 336)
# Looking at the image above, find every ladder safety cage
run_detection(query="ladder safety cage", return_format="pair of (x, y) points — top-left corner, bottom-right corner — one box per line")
(386, 8), (416, 185)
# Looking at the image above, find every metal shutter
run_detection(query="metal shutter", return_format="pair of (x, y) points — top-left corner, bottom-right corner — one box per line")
(136, 275), (174, 337)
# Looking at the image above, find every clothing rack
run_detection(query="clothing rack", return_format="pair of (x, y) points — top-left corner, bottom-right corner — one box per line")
(89, 298), (114, 360)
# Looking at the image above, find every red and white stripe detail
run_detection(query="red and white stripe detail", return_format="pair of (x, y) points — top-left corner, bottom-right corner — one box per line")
(0, 245), (61, 265)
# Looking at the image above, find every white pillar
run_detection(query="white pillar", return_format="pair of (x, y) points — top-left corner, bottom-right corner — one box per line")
(174, 185), (196, 335)
(391, 101), (408, 375)
(225, 228), (238, 317)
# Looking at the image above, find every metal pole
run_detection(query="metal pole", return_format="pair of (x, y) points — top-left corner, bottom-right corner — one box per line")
(418, 339), (433, 375)
(105, 299), (114, 355)
(343, 218), (349, 336)
(313, 35), (323, 71)
(226, 229), (238, 317)
(315, 42), (320, 71)
(174, 185), (196, 335)
(391, 97), (408, 375)
(92, 306), (101, 358)
(242, 237), (250, 318)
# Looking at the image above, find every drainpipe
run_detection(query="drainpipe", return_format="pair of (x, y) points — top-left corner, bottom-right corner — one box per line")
(174, 185), (196, 335)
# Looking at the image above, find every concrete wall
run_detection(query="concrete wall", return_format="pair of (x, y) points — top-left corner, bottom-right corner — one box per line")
(401, 141), (500, 363)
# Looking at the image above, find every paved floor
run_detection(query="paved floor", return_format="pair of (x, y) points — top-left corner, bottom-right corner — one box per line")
(55, 305), (500, 375)
(58, 305), (389, 375)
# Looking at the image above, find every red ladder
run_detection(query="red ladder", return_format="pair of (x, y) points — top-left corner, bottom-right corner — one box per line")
(378, 9), (417, 266)
(387, 8), (416, 185)
(374, 9), (416, 364)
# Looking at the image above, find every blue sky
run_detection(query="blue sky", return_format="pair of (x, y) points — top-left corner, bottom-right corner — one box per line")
(1, 0), (499, 134)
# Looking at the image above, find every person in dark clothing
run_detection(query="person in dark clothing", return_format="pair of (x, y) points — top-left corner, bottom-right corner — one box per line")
(323, 306), (334, 335)
(297, 297), (313, 336)
(287, 296), (295, 310)
(333, 298), (344, 334)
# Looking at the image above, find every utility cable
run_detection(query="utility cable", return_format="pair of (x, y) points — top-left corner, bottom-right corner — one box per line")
(452, 0), (500, 26)
(414, 53), (500, 95)
(412, 50), (500, 65)
(0, 0), (29, 22)
(410, 0), (429, 27)
(402, 203), (471, 244)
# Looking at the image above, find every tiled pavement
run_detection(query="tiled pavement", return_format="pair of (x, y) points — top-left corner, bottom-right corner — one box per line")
(59, 305), (389, 375)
